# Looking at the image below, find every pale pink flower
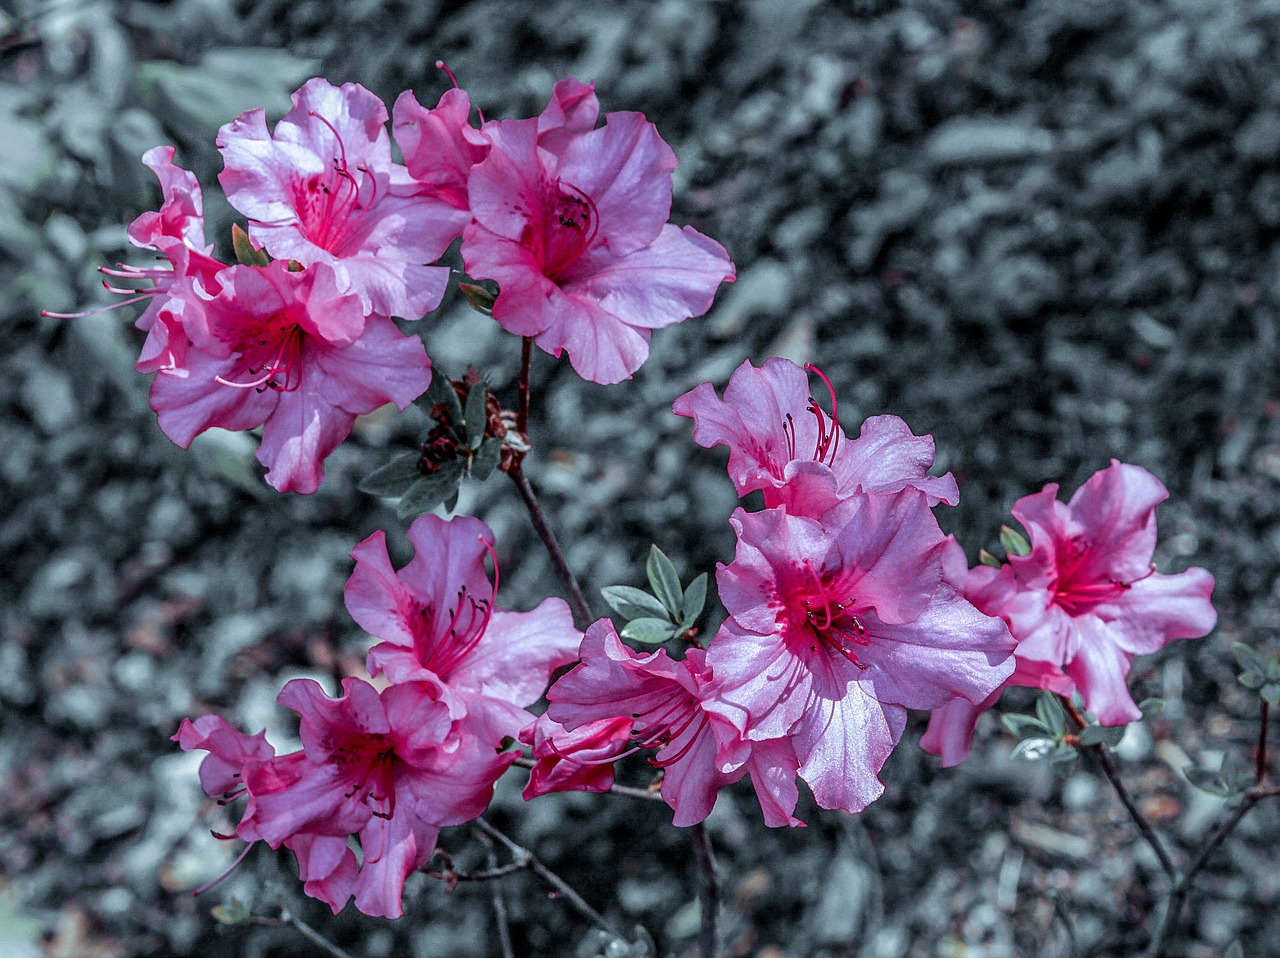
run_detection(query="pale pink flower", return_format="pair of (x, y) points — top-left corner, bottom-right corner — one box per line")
(708, 498), (1014, 814)
(346, 514), (582, 746)
(958, 460), (1216, 726)
(218, 78), (454, 319)
(673, 357), (958, 516)
(518, 712), (633, 800)
(149, 259), (431, 493)
(180, 678), (513, 918)
(461, 78), (735, 384)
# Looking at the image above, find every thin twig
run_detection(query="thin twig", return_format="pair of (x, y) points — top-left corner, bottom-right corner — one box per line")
(1256, 700), (1270, 785)
(279, 907), (356, 958)
(512, 756), (666, 803)
(517, 336), (533, 435)
(690, 823), (720, 958)
(508, 465), (592, 626)
(1062, 698), (1176, 880)
(475, 829), (516, 958)
(1048, 889), (1078, 958)
(475, 818), (622, 938)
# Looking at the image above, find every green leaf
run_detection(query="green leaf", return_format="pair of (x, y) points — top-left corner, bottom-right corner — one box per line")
(1239, 671), (1264, 690)
(1261, 683), (1280, 705)
(1233, 642), (1266, 675)
(442, 490), (460, 514)
(978, 549), (1002, 568)
(680, 573), (708, 627)
(464, 380), (488, 451)
(423, 372), (464, 426)
(1002, 713), (1049, 738)
(1183, 764), (1230, 796)
(1000, 524), (1031, 557)
(646, 546), (684, 617)
(1036, 692), (1068, 737)
(601, 586), (671, 622)
(1011, 737), (1057, 761)
(1079, 724), (1126, 747)
(359, 452), (422, 497)
(621, 617), (677, 644)
(231, 224), (270, 267)
(211, 897), (251, 924)
(1138, 697), (1164, 721)
(470, 437), (502, 482)
(396, 464), (464, 520)
(1049, 743), (1080, 770)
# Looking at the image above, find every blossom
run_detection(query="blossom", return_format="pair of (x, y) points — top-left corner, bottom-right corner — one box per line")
(149, 259), (432, 493)
(461, 78), (735, 384)
(707, 498), (1014, 814)
(178, 678), (514, 918)
(956, 460), (1216, 726)
(673, 357), (958, 516)
(346, 514), (581, 746)
(218, 78), (455, 319)
(517, 712), (633, 800)
(547, 620), (768, 826)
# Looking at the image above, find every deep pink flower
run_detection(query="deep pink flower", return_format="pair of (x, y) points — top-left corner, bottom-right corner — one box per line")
(180, 678), (514, 918)
(461, 78), (735, 384)
(673, 357), (958, 516)
(346, 514), (582, 746)
(218, 78), (455, 320)
(707, 498), (1014, 814)
(957, 461), (1216, 726)
(545, 622), (793, 824)
(517, 712), (634, 800)
(149, 259), (431, 493)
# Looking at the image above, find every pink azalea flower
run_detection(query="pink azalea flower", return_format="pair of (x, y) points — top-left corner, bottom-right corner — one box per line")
(707, 498), (1014, 814)
(391, 85), (490, 235)
(546, 620), (756, 826)
(346, 514), (582, 745)
(517, 712), (634, 800)
(673, 357), (958, 516)
(218, 78), (455, 320)
(149, 259), (432, 493)
(955, 460), (1217, 727)
(461, 78), (735, 384)
(179, 678), (514, 918)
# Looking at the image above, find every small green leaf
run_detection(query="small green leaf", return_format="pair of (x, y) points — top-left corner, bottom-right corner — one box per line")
(498, 735), (517, 751)
(646, 546), (684, 617)
(211, 897), (251, 924)
(1036, 693), (1068, 737)
(680, 574), (708, 627)
(1079, 724), (1126, 747)
(1138, 697), (1164, 721)
(621, 617), (677, 644)
(1261, 683), (1280, 705)
(470, 437), (502, 481)
(442, 490), (460, 514)
(1183, 764), (1230, 796)
(396, 464), (464, 520)
(978, 549), (1002, 568)
(231, 224), (270, 267)
(359, 452), (423, 497)
(423, 372), (464, 426)
(1049, 743), (1080, 768)
(1265, 652), (1280, 681)
(601, 586), (671, 622)
(1233, 642), (1266, 675)
(1011, 737), (1057, 761)
(1002, 713), (1049, 738)
(464, 380), (488, 452)
(1239, 671), (1264, 690)
(1000, 524), (1031, 557)
(458, 282), (496, 315)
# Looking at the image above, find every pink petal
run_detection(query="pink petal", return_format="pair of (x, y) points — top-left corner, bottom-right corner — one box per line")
(1062, 617), (1141, 725)
(792, 684), (905, 814)
(314, 316), (432, 415)
(536, 77), (600, 154)
(150, 348), (277, 448)
(345, 531), (418, 650)
(448, 600), (581, 707)
(256, 373), (357, 494)
(1096, 567), (1216, 655)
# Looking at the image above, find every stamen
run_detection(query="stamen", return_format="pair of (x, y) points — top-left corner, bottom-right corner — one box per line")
(190, 841), (255, 896)
(804, 364), (842, 466)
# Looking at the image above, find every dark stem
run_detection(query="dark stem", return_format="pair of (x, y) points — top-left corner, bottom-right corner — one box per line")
(512, 756), (666, 803)
(690, 823), (720, 958)
(1062, 698), (1176, 880)
(517, 336), (532, 435)
(475, 829), (516, 958)
(508, 465), (592, 626)
(1257, 700), (1270, 785)
(475, 818), (622, 939)
(279, 907), (356, 958)
(1049, 890), (1078, 958)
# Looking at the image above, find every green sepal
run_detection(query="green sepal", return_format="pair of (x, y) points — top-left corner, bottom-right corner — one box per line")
(396, 463), (464, 520)
(231, 224), (270, 267)
(1000, 524), (1031, 557)
(646, 546), (684, 617)
(622, 617), (677, 644)
(1138, 697), (1164, 720)
(458, 282), (497, 315)
(358, 452), (423, 498)
(601, 586), (671, 622)
(978, 549), (1002, 568)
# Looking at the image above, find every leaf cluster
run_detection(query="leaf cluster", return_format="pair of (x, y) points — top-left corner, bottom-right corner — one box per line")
(600, 546), (707, 645)
(1002, 692), (1162, 775)
(1233, 642), (1280, 705)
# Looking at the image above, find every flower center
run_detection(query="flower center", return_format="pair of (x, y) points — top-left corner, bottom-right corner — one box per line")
(333, 733), (398, 821)
(629, 691), (710, 769)
(535, 179), (599, 280)
(1052, 535), (1140, 615)
(782, 363), (843, 469)
(789, 559), (869, 669)
(287, 112), (378, 254)
(214, 315), (305, 392)
(411, 536), (499, 679)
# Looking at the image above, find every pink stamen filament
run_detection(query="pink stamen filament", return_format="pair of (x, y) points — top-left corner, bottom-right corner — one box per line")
(421, 537), (500, 678)
(191, 841), (255, 896)
(803, 363), (842, 466)
(437, 60), (485, 124)
(215, 326), (303, 392)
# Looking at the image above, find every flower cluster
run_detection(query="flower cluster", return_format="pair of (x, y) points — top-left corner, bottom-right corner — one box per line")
(177, 515), (581, 917)
(93, 73), (733, 492)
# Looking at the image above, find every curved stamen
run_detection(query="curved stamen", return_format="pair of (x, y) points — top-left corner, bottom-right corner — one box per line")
(803, 363), (842, 466)
(190, 841), (255, 897)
